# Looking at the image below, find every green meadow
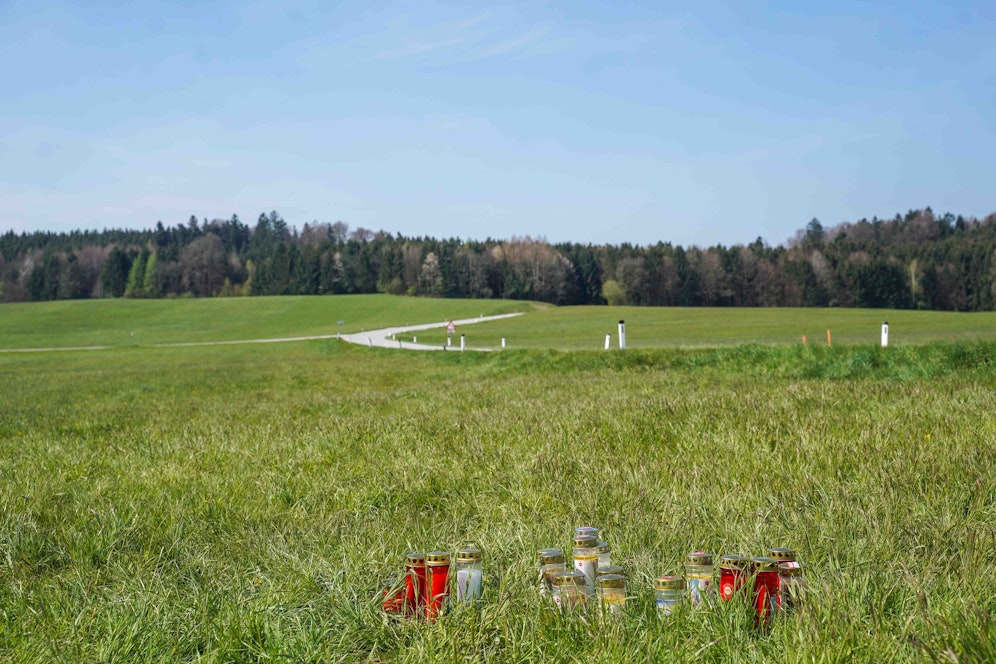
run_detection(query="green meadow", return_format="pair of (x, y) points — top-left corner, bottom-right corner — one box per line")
(1, 296), (995, 662)
(418, 306), (996, 350)
(0, 295), (535, 350)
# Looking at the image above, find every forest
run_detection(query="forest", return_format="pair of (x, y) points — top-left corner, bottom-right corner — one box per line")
(1, 208), (994, 311)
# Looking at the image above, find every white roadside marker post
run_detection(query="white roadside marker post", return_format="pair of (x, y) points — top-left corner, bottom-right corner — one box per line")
(501, 337), (506, 349)
(618, 320), (626, 350)
(604, 334), (610, 350)
(881, 321), (889, 347)
(460, 334), (466, 351)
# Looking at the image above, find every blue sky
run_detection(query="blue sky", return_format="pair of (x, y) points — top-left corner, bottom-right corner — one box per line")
(1, 0), (994, 247)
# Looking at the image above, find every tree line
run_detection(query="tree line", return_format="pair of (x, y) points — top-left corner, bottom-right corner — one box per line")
(1, 208), (994, 311)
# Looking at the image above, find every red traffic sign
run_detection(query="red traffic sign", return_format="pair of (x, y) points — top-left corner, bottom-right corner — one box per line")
(446, 320), (456, 333)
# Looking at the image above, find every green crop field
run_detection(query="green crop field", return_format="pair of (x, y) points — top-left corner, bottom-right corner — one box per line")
(1, 296), (995, 662)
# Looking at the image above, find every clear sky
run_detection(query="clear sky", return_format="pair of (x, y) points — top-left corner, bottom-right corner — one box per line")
(1, 0), (994, 247)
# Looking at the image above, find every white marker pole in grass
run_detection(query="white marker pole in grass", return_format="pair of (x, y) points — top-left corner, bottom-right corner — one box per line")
(460, 334), (466, 351)
(881, 321), (889, 347)
(618, 320), (626, 350)
(413, 336), (417, 344)
(398, 339), (402, 349)
(501, 337), (506, 349)
(604, 334), (611, 350)
(447, 336), (452, 347)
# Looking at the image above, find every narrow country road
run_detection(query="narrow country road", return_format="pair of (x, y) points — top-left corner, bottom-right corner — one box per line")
(339, 313), (523, 351)
(0, 313), (523, 353)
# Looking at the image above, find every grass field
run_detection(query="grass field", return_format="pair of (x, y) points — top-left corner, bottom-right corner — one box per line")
(4, 298), (994, 353)
(1, 296), (995, 662)
(0, 295), (536, 350)
(417, 306), (996, 350)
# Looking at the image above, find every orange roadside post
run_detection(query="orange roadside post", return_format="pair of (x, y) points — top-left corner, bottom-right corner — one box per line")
(827, 330), (832, 346)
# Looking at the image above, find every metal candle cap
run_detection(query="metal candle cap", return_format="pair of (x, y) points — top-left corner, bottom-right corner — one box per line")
(538, 549), (565, 565)
(405, 552), (426, 565)
(719, 554), (749, 570)
(597, 541), (610, 553)
(574, 526), (599, 539)
(751, 557), (779, 571)
(769, 547), (797, 562)
(456, 548), (482, 563)
(426, 551), (451, 565)
(551, 571), (585, 586)
(596, 574), (625, 589)
(573, 535), (599, 549)
(778, 561), (804, 577)
(655, 575), (685, 591)
(686, 551), (713, 566)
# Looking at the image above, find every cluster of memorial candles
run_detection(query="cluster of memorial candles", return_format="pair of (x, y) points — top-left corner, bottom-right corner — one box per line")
(382, 527), (806, 627)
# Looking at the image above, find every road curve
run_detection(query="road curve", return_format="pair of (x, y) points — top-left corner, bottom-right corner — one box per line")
(0, 313), (524, 353)
(339, 313), (524, 351)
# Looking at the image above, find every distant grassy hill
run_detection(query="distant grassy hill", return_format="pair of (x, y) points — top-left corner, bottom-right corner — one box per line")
(419, 306), (996, 349)
(0, 295), (537, 349)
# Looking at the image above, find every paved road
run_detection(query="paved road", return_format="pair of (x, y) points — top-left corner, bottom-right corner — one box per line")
(339, 313), (523, 351)
(0, 313), (523, 353)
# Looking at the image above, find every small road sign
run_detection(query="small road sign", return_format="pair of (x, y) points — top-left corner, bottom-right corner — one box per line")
(446, 320), (456, 334)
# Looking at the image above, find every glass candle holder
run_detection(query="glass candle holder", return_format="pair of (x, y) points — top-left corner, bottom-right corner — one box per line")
(551, 570), (586, 610)
(684, 551), (714, 605)
(597, 541), (611, 568)
(538, 548), (567, 596)
(654, 575), (685, 615)
(778, 561), (805, 613)
(404, 552), (427, 616)
(751, 557), (779, 628)
(718, 554), (749, 602)
(596, 574), (626, 614)
(455, 548), (483, 603)
(424, 551), (451, 621)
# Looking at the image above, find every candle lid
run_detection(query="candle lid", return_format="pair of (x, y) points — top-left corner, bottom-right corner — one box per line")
(597, 541), (611, 553)
(426, 551), (451, 565)
(456, 548), (482, 563)
(596, 574), (625, 589)
(574, 526), (599, 539)
(655, 575), (685, 591)
(686, 551), (713, 565)
(778, 561), (804, 577)
(538, 549), (566, 565)
(751, 557), (779, 571)
(405, 552), (426, 565)
(719, 554), (749, 570)
(551, 571), (585, 586)
(769, 547), (796, 562)
(573, 535), (598, 549)
(597, 565), (624, 577)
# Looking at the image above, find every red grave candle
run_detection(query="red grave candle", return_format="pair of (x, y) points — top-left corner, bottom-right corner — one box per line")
(424, 551), (451, 621)
(751, 557), (780, 628)
(404, 552), (427, 616)
(718, 554), (749, 602)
